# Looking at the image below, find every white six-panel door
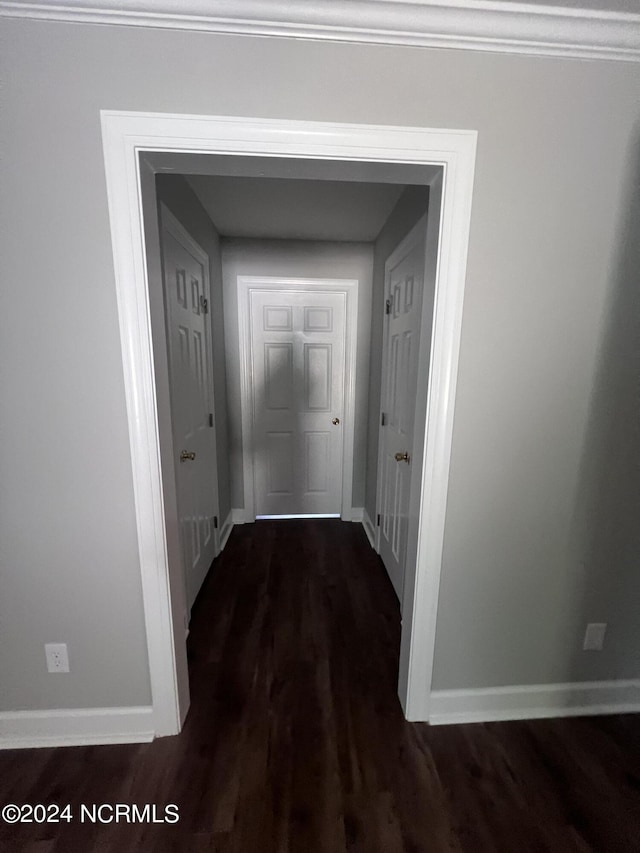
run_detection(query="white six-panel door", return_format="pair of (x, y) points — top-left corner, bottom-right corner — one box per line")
(378, 222), (427, 606)
(249, 288), (347, 517)
(160, 206), (219, 611)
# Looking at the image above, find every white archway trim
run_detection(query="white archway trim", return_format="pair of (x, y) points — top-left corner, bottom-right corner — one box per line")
(100, 112), (477, 731)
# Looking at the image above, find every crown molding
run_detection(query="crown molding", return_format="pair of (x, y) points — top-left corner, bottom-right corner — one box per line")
(1, 0), (639, 62)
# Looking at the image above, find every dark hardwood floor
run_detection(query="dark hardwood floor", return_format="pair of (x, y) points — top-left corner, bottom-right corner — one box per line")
(1, 519), (640, 852)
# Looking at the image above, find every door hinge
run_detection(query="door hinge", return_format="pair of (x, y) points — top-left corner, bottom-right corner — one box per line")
(208, 412), (214, 428)
(381, 412), (387, 427)
(213, 515), (218, 529)
(376, 513), (381, 527)
(200, 295), (208, 314)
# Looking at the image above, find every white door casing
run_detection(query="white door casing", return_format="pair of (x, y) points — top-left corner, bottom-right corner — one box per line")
(160, 205), (219, 611)
(100, 112), (477, 734)
(249, 288), (347, 517)
(238, 277), (358, 523)
(377, 218), (427, 606)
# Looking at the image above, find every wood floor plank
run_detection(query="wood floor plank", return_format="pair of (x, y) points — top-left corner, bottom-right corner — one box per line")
(1, 520), (639, 852)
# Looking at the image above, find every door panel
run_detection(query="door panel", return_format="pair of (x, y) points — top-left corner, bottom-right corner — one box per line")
(161, 213), (218, 612)
(251, 289), (346, 516)
(304, 306), (333, 331)
(305, 432), (330, 493)
(304, 344), (332, 410)
(378, 226), (427, 606)
(266, 432), (295, 495)
(264, 344), (294, 410)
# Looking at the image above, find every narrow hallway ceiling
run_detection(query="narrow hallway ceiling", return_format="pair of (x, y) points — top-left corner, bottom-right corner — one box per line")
(187, 176), (405, 242)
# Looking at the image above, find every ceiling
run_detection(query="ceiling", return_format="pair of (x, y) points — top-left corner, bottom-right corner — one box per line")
(186, 176), (406, 242)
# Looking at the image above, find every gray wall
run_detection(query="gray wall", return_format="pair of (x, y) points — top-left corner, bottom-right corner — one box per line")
(220, 238), (374, 510)
(432, 140), (640, 690)
(364, 187), (431, 522)
(1, 18), (639, 713)
(155, 175), (232, 525)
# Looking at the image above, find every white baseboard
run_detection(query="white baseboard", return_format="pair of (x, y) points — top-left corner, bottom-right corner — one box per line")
(429, 679), (640, 725)
(231, 507), (248, 524)
(0, 705), (154, 749)
(219, 509), (234, 550)
(362, 508), (377, 550)
(350, 507), (364, 522)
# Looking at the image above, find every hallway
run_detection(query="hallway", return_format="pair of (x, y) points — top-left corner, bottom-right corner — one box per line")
(1, 520), (640, 852)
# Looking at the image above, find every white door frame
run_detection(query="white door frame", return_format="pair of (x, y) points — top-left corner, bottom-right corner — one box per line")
(100, 111), (477, 731)
(237, 276), (358, 523)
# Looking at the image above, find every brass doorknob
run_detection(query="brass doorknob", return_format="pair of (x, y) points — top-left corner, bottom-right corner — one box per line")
(180, 450), (196, 462)
(332, 417), (340, 425)
(394, 451), (410, 463)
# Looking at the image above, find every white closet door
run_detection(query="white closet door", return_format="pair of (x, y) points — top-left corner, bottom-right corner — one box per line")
(378, 226), (426, 604)
(161, 209), (218, 610)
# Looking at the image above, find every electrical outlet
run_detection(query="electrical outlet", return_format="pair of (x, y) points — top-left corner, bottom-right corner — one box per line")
(45, 643), (69, 673)
(583, 623), (606, 651)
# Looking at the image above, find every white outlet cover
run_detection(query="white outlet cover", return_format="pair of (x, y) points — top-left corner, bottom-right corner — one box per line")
(45, 642), (70, 673)
(583, 622), (607, 651)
